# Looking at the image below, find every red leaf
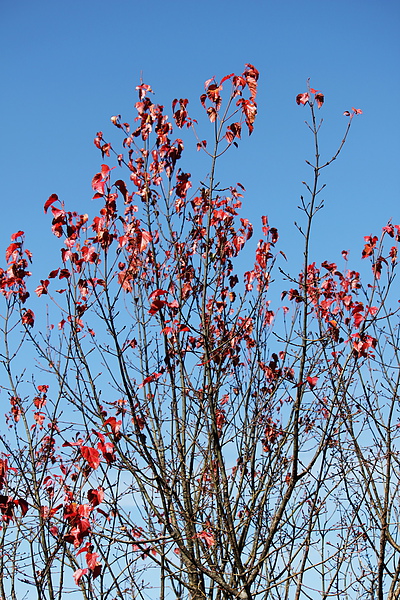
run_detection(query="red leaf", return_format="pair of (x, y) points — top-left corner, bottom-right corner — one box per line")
(88, 487), (104, 507)
(220, 72), (234, 86)
(138, 230), (152, 253)
(306, 376), (318, 389)
(148, 299), (167, 315)
(175, 171), (192, 200)
(80, 446), (100, 470)
(15, 497), (29, 516)
(101, 143), (111, 157)
(35, 280), (49, 297)
(195, 530), (215, 547)
(33, 412), (46, 427)
(114, 180), (129, 202)
(94, 131), (103, 148)
(244, 64), (259, 98)
(226, 122), (242, 144)
(215, 409), (226, 430)
(86, 551), (100, 570)
(296, 93), (309, 105)
(91, 173), (105, 194)
(362, 236), (378, 259)
(81, 246), (98, 263)
(44, 194), (59, 214)
(389, 246), (398, 263)
(149, 289), (168, 301)
(73, 568), (87, 585)
(97, 441), (116, 464)
(5, 242), (21, 262)
(21, 309), (35, 327)
(138, 372), (162, 388)
(136, 83), (153, 100)
(0, 459), (8, 490)
(103, 417), (122, 435)
(10, 231), (24, 241)
(353, 312), (364, 327)
(207, 107), (217, 123)
(205, 81), (222, 104)
(76, 541), (92, 556)
(101, 164), (113, 179)
(237, 98), (257, 134)
(314, 93), (324, 109)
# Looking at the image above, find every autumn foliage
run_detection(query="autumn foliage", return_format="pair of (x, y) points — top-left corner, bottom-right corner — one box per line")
(0, 66), (399, 600)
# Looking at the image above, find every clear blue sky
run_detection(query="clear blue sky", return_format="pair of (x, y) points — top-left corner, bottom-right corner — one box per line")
(1, 0), (399, 277)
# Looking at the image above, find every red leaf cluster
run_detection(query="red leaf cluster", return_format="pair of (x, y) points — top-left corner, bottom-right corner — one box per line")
(296, 87), (324, 109)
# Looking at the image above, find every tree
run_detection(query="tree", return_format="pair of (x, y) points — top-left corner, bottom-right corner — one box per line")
(0, 65), (399, 600)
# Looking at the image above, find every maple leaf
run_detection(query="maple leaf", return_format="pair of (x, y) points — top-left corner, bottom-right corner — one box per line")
(0, 495), (15, 523)
(220, 72), (234, 86)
